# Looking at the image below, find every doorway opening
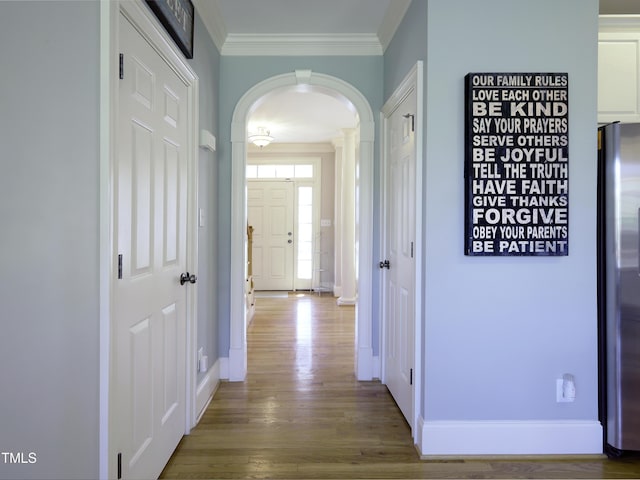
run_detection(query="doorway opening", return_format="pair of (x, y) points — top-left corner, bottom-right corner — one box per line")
(228, 70), (376, 382)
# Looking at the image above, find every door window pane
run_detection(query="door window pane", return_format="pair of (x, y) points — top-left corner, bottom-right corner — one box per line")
(246, 165), (258, 178)
(298, 186), (313, 280)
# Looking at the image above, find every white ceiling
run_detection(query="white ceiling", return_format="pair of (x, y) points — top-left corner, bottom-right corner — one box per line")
(194, 0), (637, 145)
(215, 0), (391, 35)
(248, 87), (360, 144)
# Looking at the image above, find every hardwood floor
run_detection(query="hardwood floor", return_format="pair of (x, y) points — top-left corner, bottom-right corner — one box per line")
(160, 293), (640, 479)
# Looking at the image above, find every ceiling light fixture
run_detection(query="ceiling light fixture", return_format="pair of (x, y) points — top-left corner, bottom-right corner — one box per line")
(248, 127), (274, 148)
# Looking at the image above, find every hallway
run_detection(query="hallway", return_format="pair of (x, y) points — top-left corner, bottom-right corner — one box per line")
(160, 294), (640, 479)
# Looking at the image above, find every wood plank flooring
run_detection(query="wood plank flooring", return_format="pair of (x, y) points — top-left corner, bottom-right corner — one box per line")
(160, 293), (640, 479)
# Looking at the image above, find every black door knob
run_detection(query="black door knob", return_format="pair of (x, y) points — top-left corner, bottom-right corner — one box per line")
(180, 272), (198, 285)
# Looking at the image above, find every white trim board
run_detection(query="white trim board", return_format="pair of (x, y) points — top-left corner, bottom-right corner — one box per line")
(599, 14), (640, 32)
(195, 359), (222, 424)
(221, 34), (383, 56)
(417, 419), (603, 456)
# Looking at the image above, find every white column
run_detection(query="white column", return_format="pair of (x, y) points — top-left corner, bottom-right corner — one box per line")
(229, 137), (247, 381)
(332, 137), (343, 298)
(338, 129), (357, 305)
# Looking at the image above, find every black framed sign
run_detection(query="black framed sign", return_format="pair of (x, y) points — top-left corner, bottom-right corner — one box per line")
(145, 0), (194, 59)
(464, 72), (569, 256)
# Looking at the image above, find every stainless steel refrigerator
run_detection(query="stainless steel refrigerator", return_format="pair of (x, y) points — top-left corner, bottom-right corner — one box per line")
(598, 122), (640, 456)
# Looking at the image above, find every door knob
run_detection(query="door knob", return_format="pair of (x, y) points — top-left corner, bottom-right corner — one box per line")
(180, 272), (197, 285)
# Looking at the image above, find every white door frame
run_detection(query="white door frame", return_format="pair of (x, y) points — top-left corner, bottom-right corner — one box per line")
(228, 70), (376, 381)
(99, 1), (199, 478)
(247, 157), (323, 291)
(380, 61), (423, 439)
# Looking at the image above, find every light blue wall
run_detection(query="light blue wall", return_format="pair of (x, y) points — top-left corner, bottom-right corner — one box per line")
(0, 2), (101, 479)
(383, 0), (427, 101)
(217, 55), (384, 355)
(188, 12), (220, 383)
(386, 0), (599, 423)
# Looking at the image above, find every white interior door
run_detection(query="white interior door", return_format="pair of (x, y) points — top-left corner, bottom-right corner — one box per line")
(248, 180), (295, 290)
(383, 87), (417, 426)
(113, 12), (189, 480)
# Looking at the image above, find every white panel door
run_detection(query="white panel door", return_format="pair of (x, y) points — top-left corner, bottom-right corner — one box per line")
(248, 181), (294, 290)
(383, 87), (416, 425)
(114, 13), (188, 480)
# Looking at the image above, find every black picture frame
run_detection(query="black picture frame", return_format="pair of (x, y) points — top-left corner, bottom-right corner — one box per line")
(145, 0), (194, 59)
(464, 72), (570, 257)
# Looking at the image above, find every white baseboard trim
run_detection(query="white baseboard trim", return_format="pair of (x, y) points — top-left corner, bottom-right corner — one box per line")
(337, 296), (356, 306)
(417, 418), (603, 456)
(228, 347), (246, 381)
(195, 359), (222, 424)
(219, 356), (229, 380)
(333, 285), (342, 297)
(372, 355), (380, 379)
(356, 346), (374, 380)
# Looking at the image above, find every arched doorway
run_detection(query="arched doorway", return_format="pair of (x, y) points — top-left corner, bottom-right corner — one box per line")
(227, 69), (376, 382)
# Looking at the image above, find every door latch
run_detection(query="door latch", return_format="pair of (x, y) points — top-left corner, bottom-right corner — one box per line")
(379, 260), (390, 269)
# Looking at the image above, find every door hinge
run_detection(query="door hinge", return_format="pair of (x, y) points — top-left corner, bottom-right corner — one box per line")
(117, 452), (122, 479)
(411, 242), (414, 258)
(119, 53), (124, 80)
(410, 368), (413, 386)
(403, 113), (415, 132)
(118, 254), (123, 279)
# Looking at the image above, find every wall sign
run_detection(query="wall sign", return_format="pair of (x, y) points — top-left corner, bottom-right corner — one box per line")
(464, 72), (569, 256)
(146, 0), (194, 59)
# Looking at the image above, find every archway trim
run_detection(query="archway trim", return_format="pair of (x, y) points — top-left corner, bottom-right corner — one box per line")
(228, 69), (376, 381)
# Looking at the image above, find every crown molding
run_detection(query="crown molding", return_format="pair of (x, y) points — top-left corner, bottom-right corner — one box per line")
(193, 0), (226, 52)
(599, 14), (640, 32)
(220, 33), (383, 56)
(378, 0), (412, 52)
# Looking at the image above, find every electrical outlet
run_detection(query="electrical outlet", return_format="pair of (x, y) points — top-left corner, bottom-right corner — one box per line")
(556, 374), (576, 403)
(197, 348), (205, 373)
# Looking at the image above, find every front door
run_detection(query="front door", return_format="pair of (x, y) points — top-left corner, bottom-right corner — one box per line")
(382, 85), (417, 426)
(113, 12), (189, 479)
(248, 180), (295, 290)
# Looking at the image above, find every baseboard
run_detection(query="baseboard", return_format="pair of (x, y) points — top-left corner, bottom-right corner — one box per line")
(356, 346), (374, 380)
(195, 359), (221, 423)
(417, 418), (603, 456)
(228, 347), (246, 381)
(337, 296), (356, 305)
(219, 356), (229, 380)
(372, 355), (380, 379)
